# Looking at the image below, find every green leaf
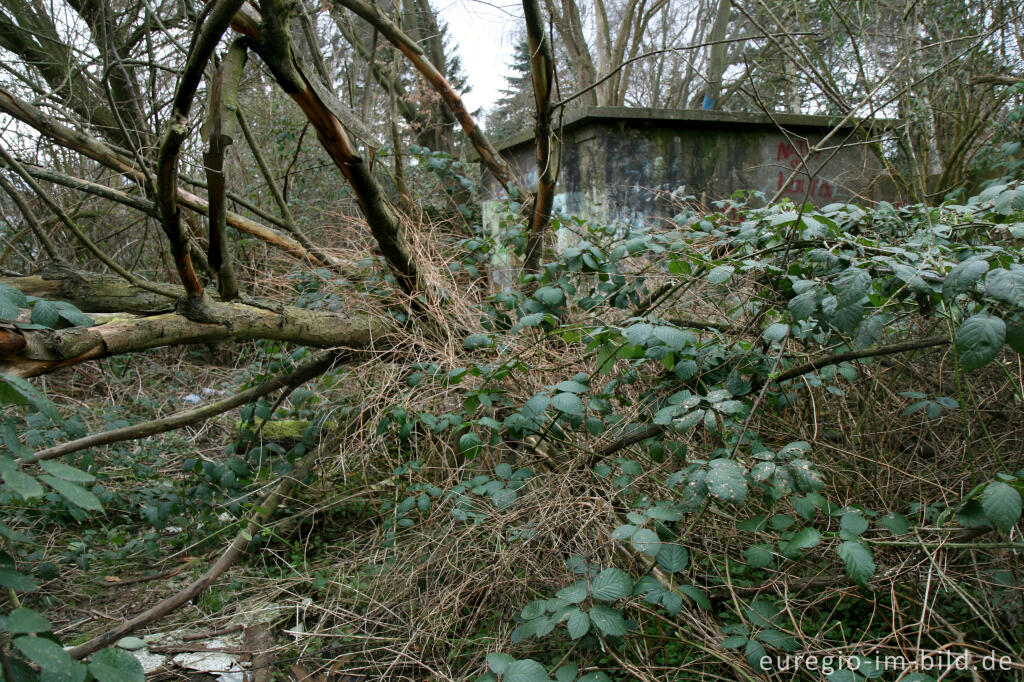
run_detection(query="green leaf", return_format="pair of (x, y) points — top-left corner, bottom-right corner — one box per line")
(31, 299), (61, 328)
(943, 257), (989, 301)
(985, 268), (1024, 306)
(3, 608), (51, 634)
(0, 283), (28, 309)
(88, 648), (145, 682)
(623, 322), (653, 346)
(656, 544), (689, 573)
(463, 333), (493, 350)
(954, 314), (1006, 370)
(535, 286), (565, 307)
(722, 635), (748, 648)
(653, 326), (694, 351)
(39, 475), (103, 512)
(38, 461), (95, 484)
(588, 605), (628, 636)
(706, 458), (747, 504)
(630, 528), (660, 557)
(555, 580), (588, 604)
(834, 267), (870, 307)
(611, 524), (637, 540)
(994, 185), (1024, 214)
(487, 653), (514, 675)
(0, 568), (38, 592)
(678, 584), (711, 609)
(788, 291), (817, 321)
(551, 392), (585, 416)
(1007, 314), (1024, 354)
(745, 638), (768, 670)
(459, 432), (483, 459)
(781, 527), (821, 559)
(645, 504), (683, 521)
(14, 636), (73, 675)
(744, 544), (774, 568)
(0, 375), (62, 423)
(706, 265), (734, 284)
(827, 302), (863, 333)
(981, 481), (1022, 531)
(0, 283), (27, 320)
(878, 513), (910, 535)
(840, 511), (869, 536)
(590, 567), (633, 601)
(566, 608), (590, 639)
(555, 664), (578, 682)
(0, 461), (44, 500)
(52, 301), (92, 327)
(837, 540), (876, 586)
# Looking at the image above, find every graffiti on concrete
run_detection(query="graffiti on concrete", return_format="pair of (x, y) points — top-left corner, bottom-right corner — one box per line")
(774, 141), (835, 201)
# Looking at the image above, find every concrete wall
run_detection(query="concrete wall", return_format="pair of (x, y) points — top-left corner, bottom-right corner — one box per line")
(482, 107), (897, 231)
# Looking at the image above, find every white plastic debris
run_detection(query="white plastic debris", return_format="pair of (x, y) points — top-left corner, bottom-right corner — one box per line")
(183, 393), (202, 404)
(172, 650), (243, 675)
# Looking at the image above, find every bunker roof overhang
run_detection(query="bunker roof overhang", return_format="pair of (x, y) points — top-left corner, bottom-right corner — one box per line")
(488, 106), (903, 154)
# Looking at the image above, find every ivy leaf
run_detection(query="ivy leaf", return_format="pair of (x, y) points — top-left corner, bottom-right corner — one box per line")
(706, 459), (747, 504)
(656, 544), (689, 573)
(981, 481), (1022, 531)
(837, 541), (876, 586)
(566, 608), (590, 639)
(588, 605), (628, 637)
(551, 392), (584, 416)
(954, 314), (1006, 370)
(590, 567), (633, 601)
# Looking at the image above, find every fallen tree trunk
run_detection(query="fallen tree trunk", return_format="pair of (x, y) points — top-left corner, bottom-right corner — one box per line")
(1, 266), (178, 314)
(1, 299), (386, 377)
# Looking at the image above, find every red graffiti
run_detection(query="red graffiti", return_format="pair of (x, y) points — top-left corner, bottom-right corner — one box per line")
(775, 141), (835, 200)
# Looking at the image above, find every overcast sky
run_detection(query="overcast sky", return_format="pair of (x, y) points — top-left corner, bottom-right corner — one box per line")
(436, 0), (523, 117)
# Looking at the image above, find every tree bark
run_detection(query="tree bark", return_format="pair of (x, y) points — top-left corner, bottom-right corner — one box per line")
(0, 298), (386, 377)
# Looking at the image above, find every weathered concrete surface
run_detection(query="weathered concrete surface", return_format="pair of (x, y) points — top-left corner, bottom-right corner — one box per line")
(482, 107), (900, 230)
